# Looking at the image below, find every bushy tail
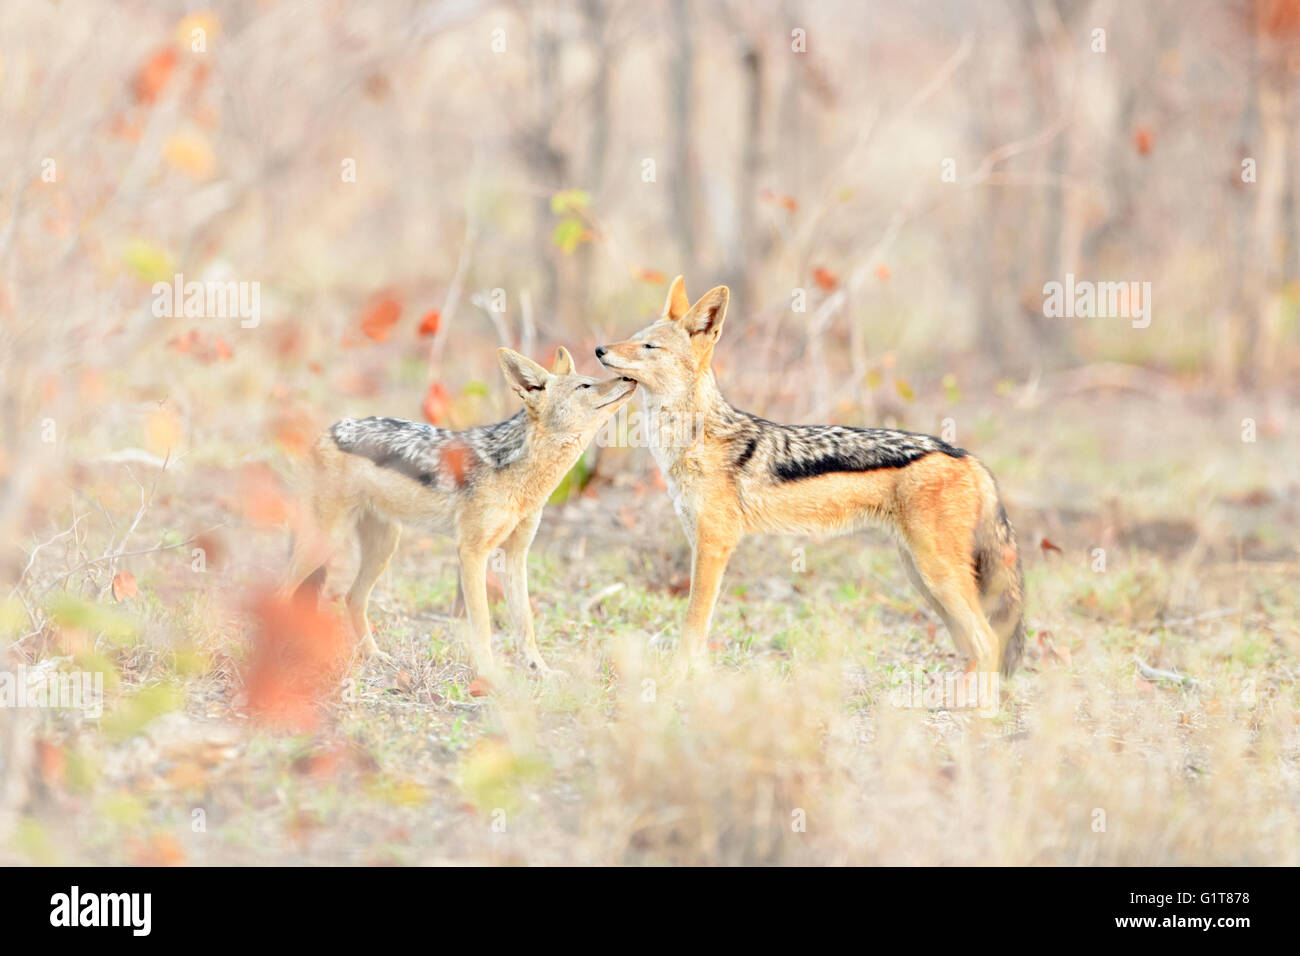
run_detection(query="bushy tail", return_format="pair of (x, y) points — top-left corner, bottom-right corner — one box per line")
(972, 464), (1025, 677)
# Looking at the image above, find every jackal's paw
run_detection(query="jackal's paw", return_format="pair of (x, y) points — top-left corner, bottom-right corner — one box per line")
(522, 657), (568, 681)
(359, 635), (394, 664)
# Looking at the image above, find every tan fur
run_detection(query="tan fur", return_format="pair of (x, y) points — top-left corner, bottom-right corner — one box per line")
(281, 347), (637, 676)
(597, 278), (1025, 675)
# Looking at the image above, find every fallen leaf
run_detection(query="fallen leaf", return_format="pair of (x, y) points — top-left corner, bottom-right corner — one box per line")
(128, 833), (185, 866)
(759, 189), (798, 212)
(1040, 538), (1063, 554)
(1133, 126), (1153, 156)
(163, 130), (215, 178)
(112, 571), (139, 601)
(146, 407), (181, 456)
(422, 382), (451, 425)
(35, 739), (65, 789)
(417, 310), (441, 336)
(245, 589), (350, 733)
(134, 48), (177, 104)
(812, 267), (838, 291)
(360, 296), (402, 342)
(439, 439), (476, 486)
(175, 11), (222, 50)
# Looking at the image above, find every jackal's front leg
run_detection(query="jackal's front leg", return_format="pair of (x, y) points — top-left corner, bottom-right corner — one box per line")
(680, 535), (737, 662)
(457, 544), (496, 674)
(503, 510), (553, 674)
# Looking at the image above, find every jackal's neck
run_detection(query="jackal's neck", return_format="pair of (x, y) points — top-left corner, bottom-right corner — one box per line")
(643, 370), (743, 463)
(505, 414), (588, 492)
(645, 369), (735, 423)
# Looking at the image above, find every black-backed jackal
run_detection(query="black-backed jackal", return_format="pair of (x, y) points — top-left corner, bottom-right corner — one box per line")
(281, 347), (637, 675)
(597, 277), (1025, 676)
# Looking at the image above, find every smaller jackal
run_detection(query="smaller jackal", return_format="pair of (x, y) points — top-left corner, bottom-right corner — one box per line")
(281, 347), (637, 674)
(597, 277), (1025, 676)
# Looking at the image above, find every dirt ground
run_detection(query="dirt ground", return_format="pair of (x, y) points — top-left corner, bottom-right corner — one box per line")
(3, 380), (1297, 866)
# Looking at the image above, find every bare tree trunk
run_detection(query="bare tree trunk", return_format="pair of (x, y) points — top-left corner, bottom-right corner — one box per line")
(1248, 40), (1288, 386)
(576, 0), (611, 318)
(728, 40), (763, 309)
(528, 2), (566, 325)
(669, 0), (696, 264)
(1210, 10), (1259, 391)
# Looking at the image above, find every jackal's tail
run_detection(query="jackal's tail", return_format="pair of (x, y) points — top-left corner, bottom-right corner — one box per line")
(971, 463), (1025, 677)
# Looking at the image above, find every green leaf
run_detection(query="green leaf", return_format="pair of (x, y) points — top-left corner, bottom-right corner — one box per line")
(123, 239), (173, 283)
(548, 455), (593, 505)
(102, 683), (183, 741)
(47, 595), (136, 644)
(551, 218), (586, 254)
(549, 189), (590, 215)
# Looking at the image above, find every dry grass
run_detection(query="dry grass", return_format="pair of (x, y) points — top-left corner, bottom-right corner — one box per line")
(2, 388), (1297, 866)
(2, 0), (1298, 867)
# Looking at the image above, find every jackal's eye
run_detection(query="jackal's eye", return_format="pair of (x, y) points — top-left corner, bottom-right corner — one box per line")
(576, 383), (591, 389)
(642, 343), (656, 349)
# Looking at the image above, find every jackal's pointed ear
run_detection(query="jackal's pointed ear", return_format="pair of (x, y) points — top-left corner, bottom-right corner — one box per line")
(550, 346), (574, 375)
(662, 275), (690, 320)
(679, 285), (729, 341)
(498, 348), (550, 405)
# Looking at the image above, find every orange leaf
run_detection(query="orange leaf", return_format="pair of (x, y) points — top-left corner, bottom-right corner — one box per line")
(417, 309), (441, 336)
(36, 739), (66, 789)
(759, 189), (798, 212)
(192, 531), (225, 569)
(128, 833), (186, 866)
(468, 678), (490, 697)
(875, 264), (891, 281)
(439, 439), (476, 487)
(112, 571), (139, 601)
(273, 413), (314, 458)
(134, 48), (178, 104)
(812, 267), (838, 291)
(245, 589), (350, 733)
(1040, 538), (1063, 554)
(1133, 126), (1153, 156)
(422, 383), (451, 425)
(239, 463), (293, 527)
(359, 296), (402, 342)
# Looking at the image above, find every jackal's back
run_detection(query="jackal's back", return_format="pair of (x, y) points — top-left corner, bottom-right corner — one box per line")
(719, 410), (968, 485)
(328, 413), (528, 493)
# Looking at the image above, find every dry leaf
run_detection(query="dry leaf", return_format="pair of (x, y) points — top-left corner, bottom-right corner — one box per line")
(112, 571), (139, 601)
(360, 297), (402, 342)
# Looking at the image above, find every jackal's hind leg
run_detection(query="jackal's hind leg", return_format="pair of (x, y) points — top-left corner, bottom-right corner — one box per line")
(279, 503), (349, 601)
(347, 511), (400, 658)
(904, 543), (999, 673)
(898, 544), (968, 656)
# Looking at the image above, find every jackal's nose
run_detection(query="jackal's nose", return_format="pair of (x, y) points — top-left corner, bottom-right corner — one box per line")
(595, 345), (608, 359)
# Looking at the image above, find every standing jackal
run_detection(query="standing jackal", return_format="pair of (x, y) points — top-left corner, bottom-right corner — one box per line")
(597, 277), (1025, 676)
(281, 347), (637, 675)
